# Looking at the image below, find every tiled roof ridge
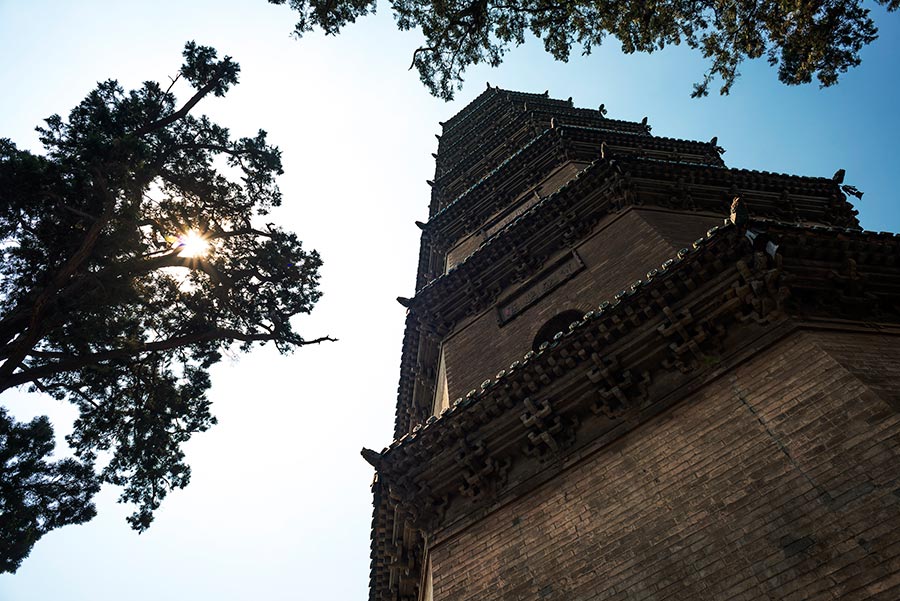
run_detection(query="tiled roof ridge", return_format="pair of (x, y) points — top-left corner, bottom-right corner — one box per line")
(435, 103), (646, 179)
(411, 154), (856, 329)
(559, 123), (708, 149)
(418, 158), (607, 295)
(427, 126), (725, 234)
(392, 309), (422, 439)
(440, 87), (565, 136)
(437, 86), (498, 134)
(429, 128), (554, 223)
(620, 154), (842, 186)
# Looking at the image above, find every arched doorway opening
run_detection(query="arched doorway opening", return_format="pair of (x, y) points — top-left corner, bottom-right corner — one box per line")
(532, 309), (584, 351)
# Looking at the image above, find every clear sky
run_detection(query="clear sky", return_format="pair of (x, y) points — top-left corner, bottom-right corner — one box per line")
(0, 1), (898, 599)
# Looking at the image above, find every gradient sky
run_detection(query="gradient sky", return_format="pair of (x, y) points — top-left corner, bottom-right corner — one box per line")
(1, 1), (898, 599)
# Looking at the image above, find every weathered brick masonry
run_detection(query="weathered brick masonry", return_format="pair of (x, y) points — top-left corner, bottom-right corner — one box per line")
(365, 88), (900, 601)
(431, 331), (900, 600)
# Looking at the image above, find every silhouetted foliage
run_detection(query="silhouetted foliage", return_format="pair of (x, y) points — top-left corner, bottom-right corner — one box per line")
(0, 42), (330, 570)
(0, 408), (99, 573)
(270, 0), (898, 98)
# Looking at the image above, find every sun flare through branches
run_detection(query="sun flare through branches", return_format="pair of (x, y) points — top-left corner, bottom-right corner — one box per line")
(173, 229), (210, 258)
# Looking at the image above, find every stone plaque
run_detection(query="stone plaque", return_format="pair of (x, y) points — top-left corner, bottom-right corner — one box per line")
(497, 251), (584, 324)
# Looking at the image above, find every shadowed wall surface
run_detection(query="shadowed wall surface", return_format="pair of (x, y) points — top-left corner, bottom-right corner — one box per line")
(429, 330), (900, 600)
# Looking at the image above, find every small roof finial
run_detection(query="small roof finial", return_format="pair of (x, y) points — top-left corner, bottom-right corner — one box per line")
(833, 169), (846, 184)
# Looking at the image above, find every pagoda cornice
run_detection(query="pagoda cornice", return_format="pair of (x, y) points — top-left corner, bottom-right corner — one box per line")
(425, 126), (725, 247)
(391, 310), (423, 439)
(370, 221), (900, 537)
(434, 104), (648, 194)
(435, 93), (566, 174)
(409, 157), (857, 330)
(627, 158), (859, 226)
(439, 87), (573, 144)
(417, 159), (618, 324)
(437, 103), (648, 170)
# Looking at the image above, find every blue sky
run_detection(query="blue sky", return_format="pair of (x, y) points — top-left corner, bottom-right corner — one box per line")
(0, 1), (898, 599)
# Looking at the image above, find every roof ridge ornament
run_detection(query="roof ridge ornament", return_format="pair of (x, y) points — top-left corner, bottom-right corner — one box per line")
(730, 195), (749, 228)
(842, 184), (864, 200)
(833, 168), (863, 198)
(360, 448), (382, 469)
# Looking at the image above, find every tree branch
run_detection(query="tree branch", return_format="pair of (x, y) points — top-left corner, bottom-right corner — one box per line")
(0, 170), (116, 379)
(131, 62), (231, 137)
(0, 331), (336, 392)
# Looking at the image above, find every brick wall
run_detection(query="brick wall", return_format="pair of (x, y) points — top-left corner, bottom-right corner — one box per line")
(429, 330), (900, 600)
(637, 210), (726, 251)
(442, 209), (723, 402)
(816, 331), (900, 411)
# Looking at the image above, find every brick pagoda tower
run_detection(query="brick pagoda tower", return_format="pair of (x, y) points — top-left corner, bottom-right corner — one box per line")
(364, 87), (900, 600)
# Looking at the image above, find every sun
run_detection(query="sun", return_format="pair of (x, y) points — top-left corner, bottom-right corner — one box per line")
(174, 229), (210, 258)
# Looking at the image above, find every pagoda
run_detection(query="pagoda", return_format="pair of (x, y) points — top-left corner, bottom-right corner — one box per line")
(365, 87), (900, 600)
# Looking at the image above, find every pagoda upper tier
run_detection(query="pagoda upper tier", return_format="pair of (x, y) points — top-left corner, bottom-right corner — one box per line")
(414, 91), (859, 300)
(430, 86), (651, 215)
(426, 124), (725, 244)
